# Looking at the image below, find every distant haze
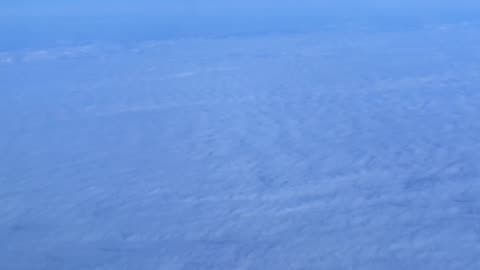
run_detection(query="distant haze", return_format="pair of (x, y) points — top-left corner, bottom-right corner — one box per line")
(2, 1), (480, 49)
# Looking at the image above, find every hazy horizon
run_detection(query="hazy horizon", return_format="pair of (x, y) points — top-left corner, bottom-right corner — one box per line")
(2, 1), (480, 50)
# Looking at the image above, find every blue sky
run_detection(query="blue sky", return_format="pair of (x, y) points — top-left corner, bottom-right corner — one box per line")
(2, 1), (480, 50)
(3, 0), (480, 17)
